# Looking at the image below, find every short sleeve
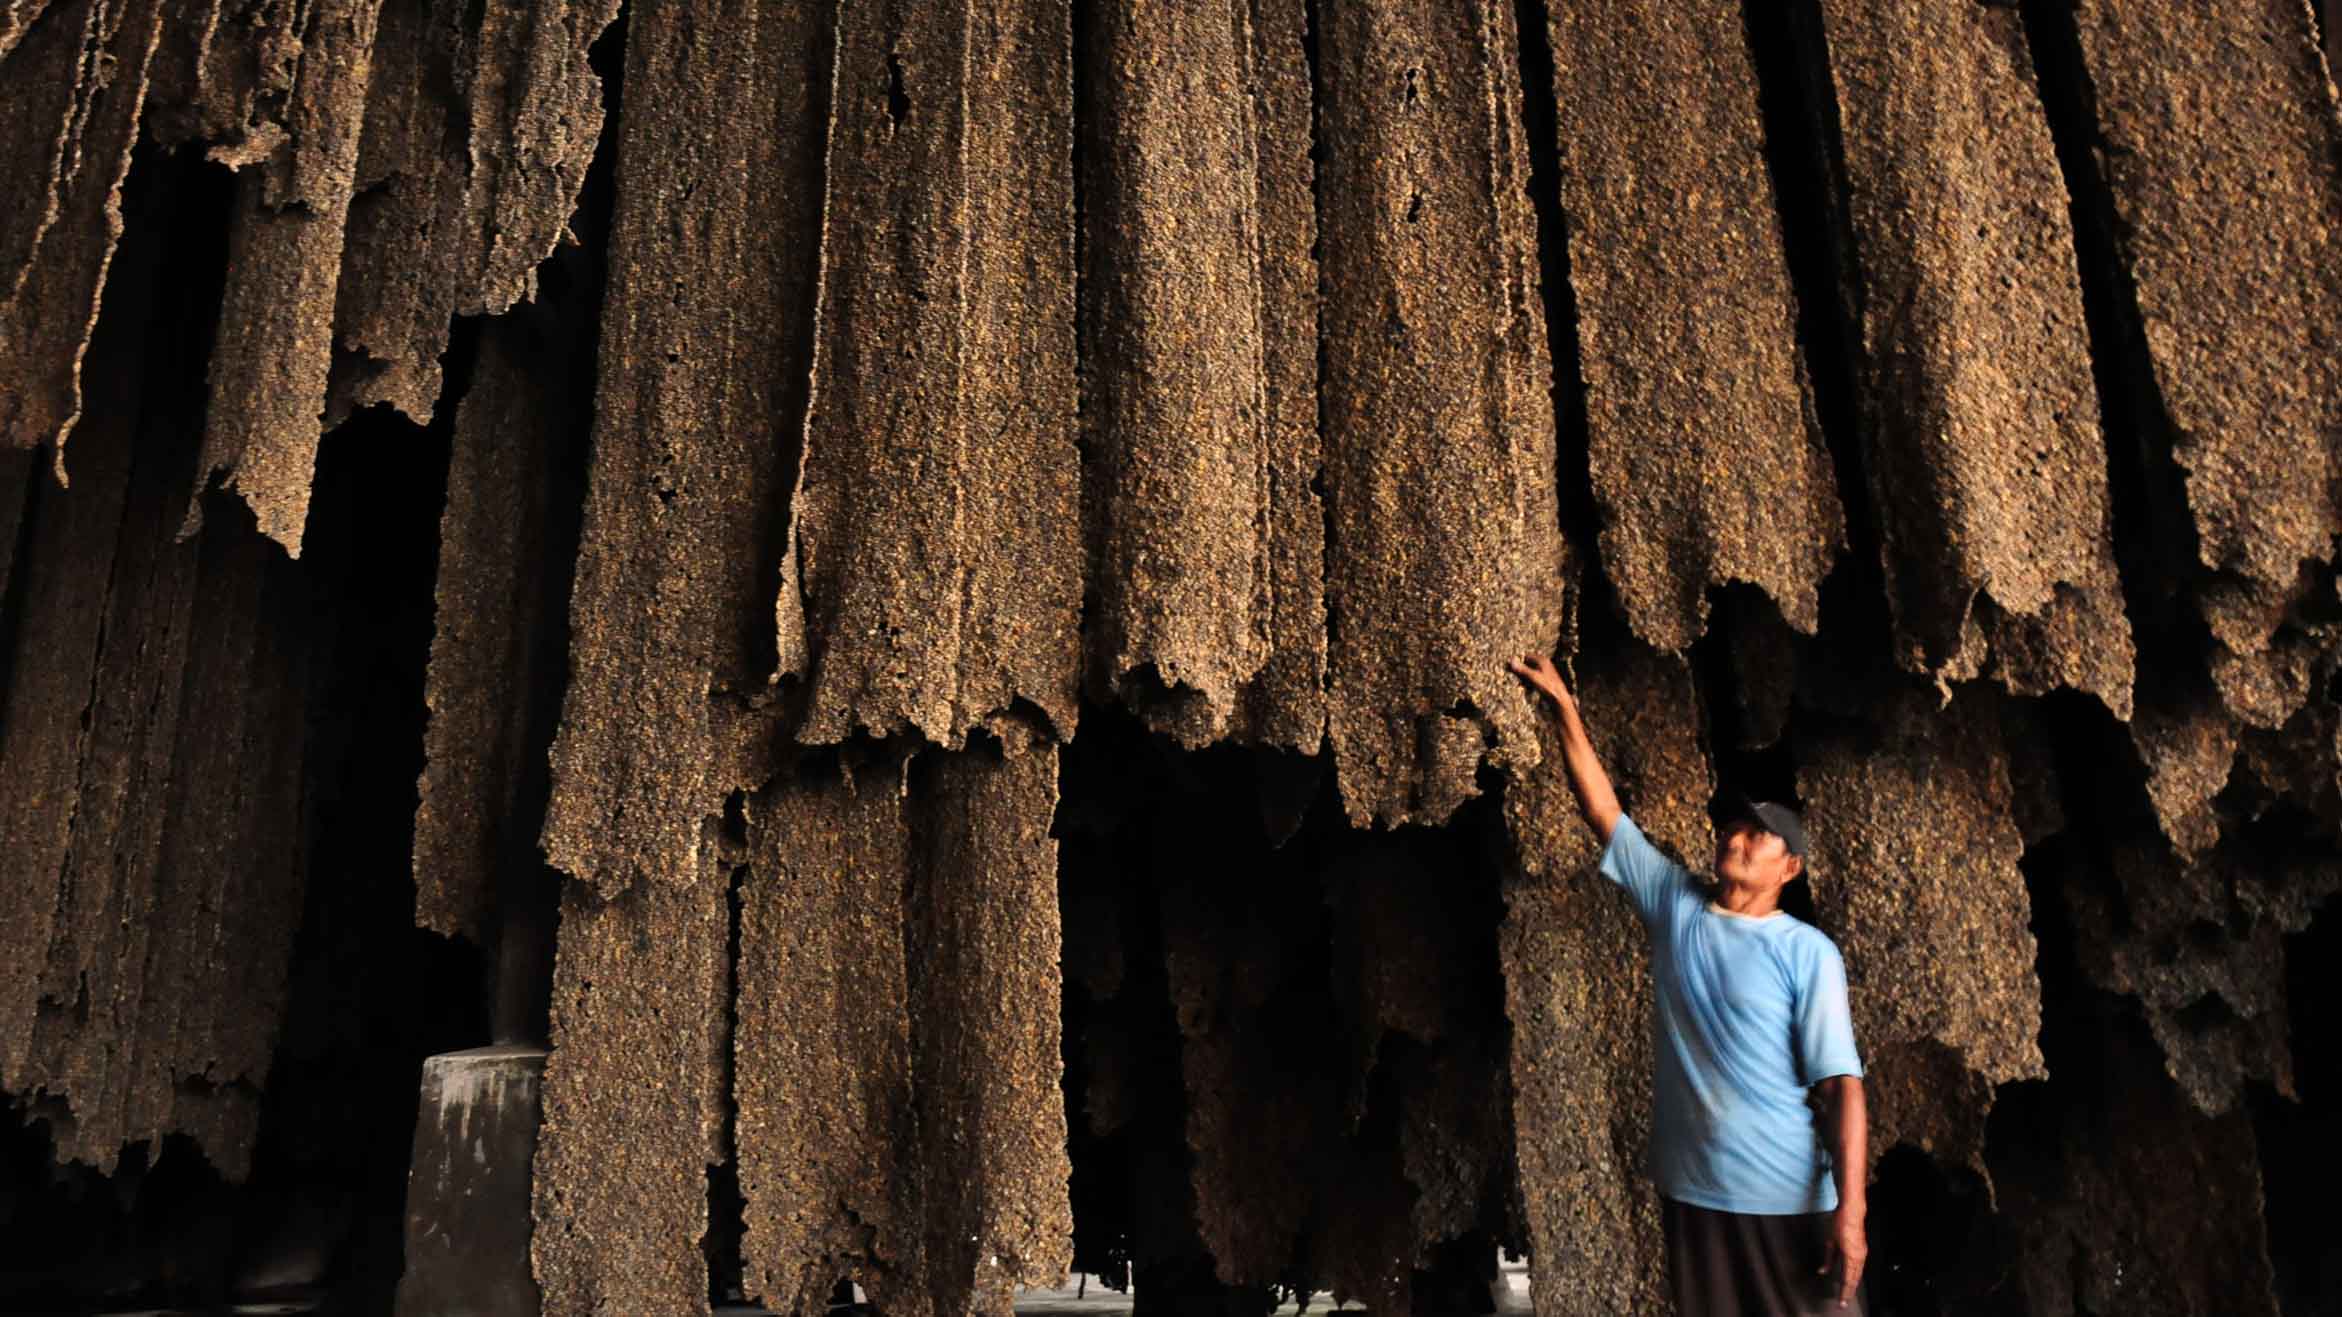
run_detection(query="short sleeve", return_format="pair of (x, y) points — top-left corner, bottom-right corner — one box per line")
(1598, 814), (1692, 926)
(1795, 938), (1865, 1085)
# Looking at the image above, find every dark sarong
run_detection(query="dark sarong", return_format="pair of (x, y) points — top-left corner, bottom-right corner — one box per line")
(1661, 1197), (1868, 1316)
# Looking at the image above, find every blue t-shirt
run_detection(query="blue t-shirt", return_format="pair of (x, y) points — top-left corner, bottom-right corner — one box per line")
(1600, 814), (1864, 1215)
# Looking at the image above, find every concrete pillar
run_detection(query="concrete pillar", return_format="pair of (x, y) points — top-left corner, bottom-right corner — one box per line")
(395, 1045), (547, 1316)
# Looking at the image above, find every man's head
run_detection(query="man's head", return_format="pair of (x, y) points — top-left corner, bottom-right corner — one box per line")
(1713, 795), (1807, 898)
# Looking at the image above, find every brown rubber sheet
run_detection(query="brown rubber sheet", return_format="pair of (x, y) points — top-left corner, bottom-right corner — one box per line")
(1314, 0), (1569, 828)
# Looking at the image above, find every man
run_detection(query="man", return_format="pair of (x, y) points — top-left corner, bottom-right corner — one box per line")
(1509, 652), (1869, 1315)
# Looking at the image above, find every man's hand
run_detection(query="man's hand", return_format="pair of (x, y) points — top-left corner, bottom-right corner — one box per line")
(1504, 653), (1620, 840)
(1820, 1201), (1867, 1308)
(1507, 653), (1574, 710)
(1816, 1074), (1869, 1308)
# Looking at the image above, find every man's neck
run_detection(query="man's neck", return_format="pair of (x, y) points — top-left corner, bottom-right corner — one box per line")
(1710, 880), (1782, 918)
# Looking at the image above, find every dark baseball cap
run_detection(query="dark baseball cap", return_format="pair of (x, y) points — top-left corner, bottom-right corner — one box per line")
(1718, 793), (1808, 859)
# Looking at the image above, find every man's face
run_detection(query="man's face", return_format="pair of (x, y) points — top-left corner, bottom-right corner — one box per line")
(1715, 820), (1801, 894)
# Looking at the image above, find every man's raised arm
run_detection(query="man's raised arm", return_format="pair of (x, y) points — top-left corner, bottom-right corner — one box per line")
(1508, 654), (1622, 843)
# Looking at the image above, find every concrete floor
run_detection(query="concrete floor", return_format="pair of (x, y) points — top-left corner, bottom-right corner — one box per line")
(84, 1293), (320, 1302)
(994, 1259), (1535, 1316)
(91, 1257), (1535, 1316)
(713, 1258), (1537, 1317)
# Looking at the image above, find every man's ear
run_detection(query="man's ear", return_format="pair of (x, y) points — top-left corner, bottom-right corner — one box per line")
(1784, 855), (1805, 883)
